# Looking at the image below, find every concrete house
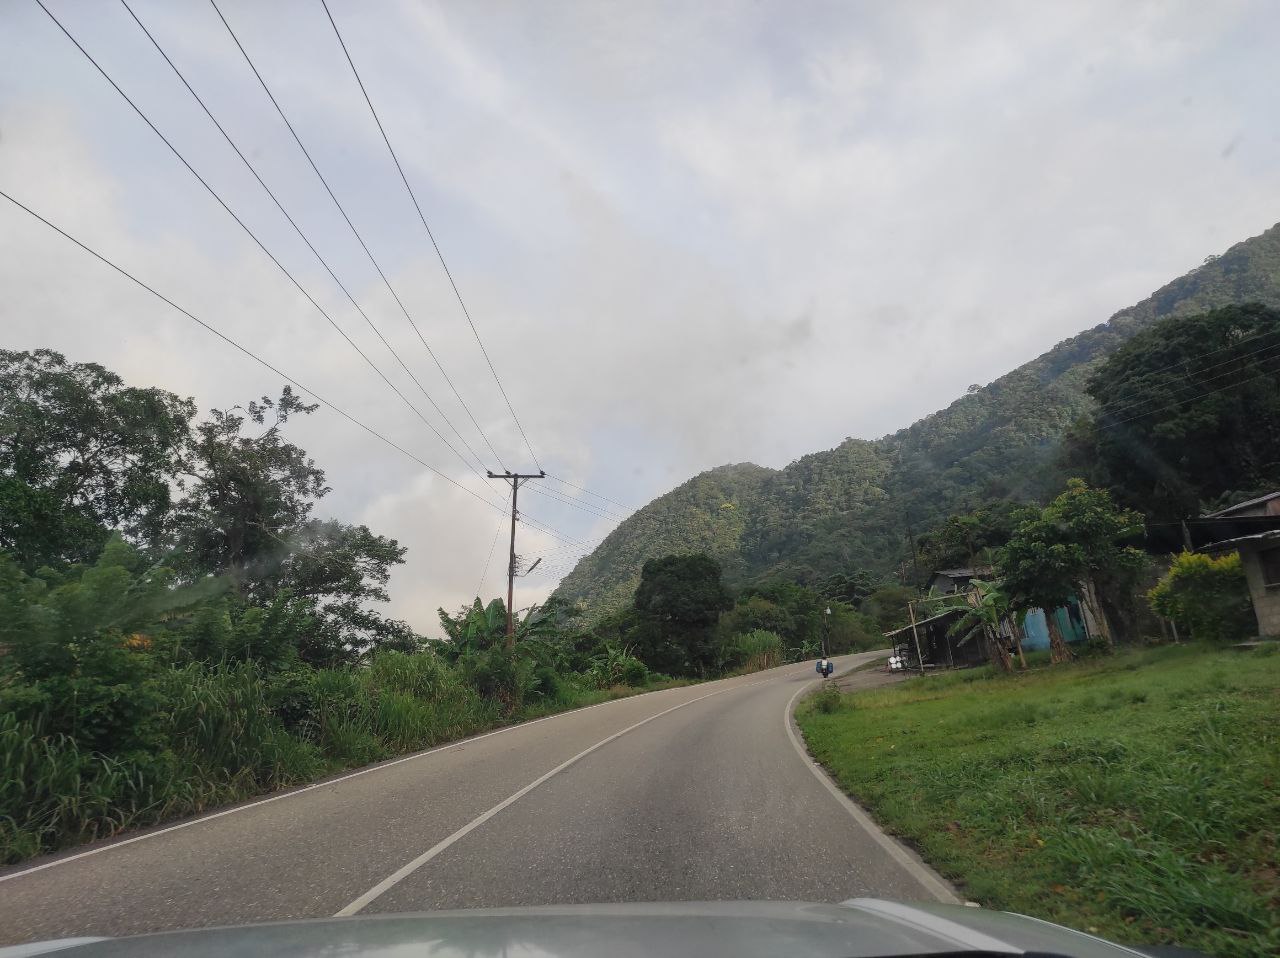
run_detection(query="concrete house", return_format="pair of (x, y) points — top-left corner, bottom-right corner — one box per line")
(1200, 492), (1280, 638)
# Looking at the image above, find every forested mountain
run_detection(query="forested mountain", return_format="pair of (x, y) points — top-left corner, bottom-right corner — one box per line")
(556, 222), (1280, 618)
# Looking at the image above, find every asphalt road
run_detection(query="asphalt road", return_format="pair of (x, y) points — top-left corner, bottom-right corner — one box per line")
(0, 652), (956, 945)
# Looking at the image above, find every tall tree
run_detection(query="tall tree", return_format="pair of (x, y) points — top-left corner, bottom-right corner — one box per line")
(999, 480), (1145, 660)
(819, 569), (875, 607)
(171, 388), (416, 664)
(1070, 303), (1280, 518)
(0, 349), (194, 570)
(862, 583), (917, 635)
(916, 500), (1025, 574)
(632, 553), (732, 676)
(171, 388), (328, 586)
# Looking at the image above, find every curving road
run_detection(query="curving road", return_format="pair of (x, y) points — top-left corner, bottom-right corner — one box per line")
(0, 652), (956, 945)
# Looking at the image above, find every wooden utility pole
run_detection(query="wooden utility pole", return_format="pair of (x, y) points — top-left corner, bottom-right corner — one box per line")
(487, 470), (545, 648)
(907, 600), (926, 675)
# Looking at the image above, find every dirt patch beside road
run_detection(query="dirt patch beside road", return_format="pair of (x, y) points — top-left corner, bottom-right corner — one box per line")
(831, 659), (907, 694)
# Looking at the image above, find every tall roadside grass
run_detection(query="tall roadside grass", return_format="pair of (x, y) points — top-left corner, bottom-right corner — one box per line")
(797, 643), (1280, 958)
(0, 649), (647, 866)
(726, 629), (784, 673)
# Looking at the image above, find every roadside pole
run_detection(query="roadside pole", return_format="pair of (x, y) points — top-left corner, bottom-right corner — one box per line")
(486, 469), (546, 648)
(907, 601), (926, 675)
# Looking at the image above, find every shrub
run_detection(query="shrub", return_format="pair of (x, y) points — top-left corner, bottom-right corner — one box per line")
(457, 646), (537, 715)
(584, 643), (648, 689)
(730, 629), (784, 672)
(621, 657), (649, 686)
(528, 665), (576, 707)
(1148, 552), (1256, 642)
(813, 684), (844, 714)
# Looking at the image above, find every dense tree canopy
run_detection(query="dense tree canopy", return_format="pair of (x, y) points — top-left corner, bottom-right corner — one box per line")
(999, 480), (1145, 659)
(1080, 304), (1280, 517)
(1068, 303), (1280, 518)
(171, 388), (329, 587)
(722, 580), (875, 657)
(914, 500), (1024, 573)
(0, 353), (419, 666)
(630, 553), (733, 675)
(0, 349), (194, 570)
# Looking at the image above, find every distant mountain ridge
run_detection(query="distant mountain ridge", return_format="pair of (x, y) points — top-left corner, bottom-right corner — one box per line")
(555, 223), (1280, 618)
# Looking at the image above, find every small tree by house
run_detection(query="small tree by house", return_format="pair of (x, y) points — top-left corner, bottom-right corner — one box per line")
(1148, 551), (1256, 642)
(999, 480), (1145, 662)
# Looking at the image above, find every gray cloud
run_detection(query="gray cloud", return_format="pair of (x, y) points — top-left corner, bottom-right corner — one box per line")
(2, 0), (1278, 635)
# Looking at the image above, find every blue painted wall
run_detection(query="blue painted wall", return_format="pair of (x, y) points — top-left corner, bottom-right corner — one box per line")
(1021, 598), (1089, 650)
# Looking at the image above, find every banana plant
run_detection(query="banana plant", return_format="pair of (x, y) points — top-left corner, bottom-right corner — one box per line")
(437, 598), (507, 658)
(947, 578), (1027, 671)
(437, 598), (572, 669)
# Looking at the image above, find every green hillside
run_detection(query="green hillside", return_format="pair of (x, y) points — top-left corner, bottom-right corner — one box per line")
(556, 222), (1280, 618)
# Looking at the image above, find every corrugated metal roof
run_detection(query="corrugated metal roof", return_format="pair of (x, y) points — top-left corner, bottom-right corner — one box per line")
(931, 566), (993, 579)
(882, 606), (967, 638)
(1198, 529), (1280, 552)
(1204, 491), (1280, 518)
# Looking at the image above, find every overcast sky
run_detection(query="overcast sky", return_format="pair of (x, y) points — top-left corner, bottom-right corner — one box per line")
(2, 0), (1278, 634)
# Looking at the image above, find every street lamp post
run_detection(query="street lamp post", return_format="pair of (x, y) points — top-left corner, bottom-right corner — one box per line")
(823, 606), (831, 658)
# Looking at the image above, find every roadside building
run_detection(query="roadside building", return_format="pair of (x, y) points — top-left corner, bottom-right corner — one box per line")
(1019, 602), (1090, 650)
(889, 564), (1094, 670)
(1204, 491), (1280, 519)
(1188, 491), (1280, 639)
(928, 567), (993, 596)
(884, 607), (985, 671)
(1145, 491), (1280, 553)
(1199, 529), (1280, 638)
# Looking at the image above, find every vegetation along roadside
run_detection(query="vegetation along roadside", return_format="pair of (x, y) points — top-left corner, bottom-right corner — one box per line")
(797, 644), (1280, 958)
(0, 349), (871, 867)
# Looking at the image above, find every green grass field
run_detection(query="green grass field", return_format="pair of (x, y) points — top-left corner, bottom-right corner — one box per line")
(798, 644), (1280, 958)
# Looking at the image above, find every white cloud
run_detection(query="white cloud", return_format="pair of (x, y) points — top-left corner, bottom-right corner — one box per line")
(2, 0), (1278, 634)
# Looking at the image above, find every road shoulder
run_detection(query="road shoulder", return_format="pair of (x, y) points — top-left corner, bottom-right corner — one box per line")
(784, 663), (961, 905)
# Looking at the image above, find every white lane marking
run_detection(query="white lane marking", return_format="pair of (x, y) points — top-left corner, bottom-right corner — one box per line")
(0, 683), (699, 885)
(334, 680), (763, 916)
(783, 671), (961, 904)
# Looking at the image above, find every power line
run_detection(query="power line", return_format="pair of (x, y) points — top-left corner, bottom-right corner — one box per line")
(1, 186), (588, 555)
(1097, 354), (1280, 431)
(522, 483), (628, 523)
(207, 0), (509, 473)
(1096, 323), (1280, 392)
(1092, 328), (1280, 412)
(543, 471), (633, 511)
(0, 186), (501, 511)
(1093, 342), (1280, 424)
(320, 0), (543, 472)
(536, 542), (595, 557)
(533, 557), (587, 572)
(119, 0), (493, 480)
(36, 0), (492, 492)
(1092, 336), (1280, 421)
(516, 511), (587, 548)
(475, 492), (507, 600)
(531, 553), (591, 570)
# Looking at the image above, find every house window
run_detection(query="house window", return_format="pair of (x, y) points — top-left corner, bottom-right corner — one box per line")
(1260, 547), (1280, 588)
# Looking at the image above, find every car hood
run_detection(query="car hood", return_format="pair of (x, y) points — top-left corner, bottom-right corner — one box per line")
(0, 899), (1166, 958)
